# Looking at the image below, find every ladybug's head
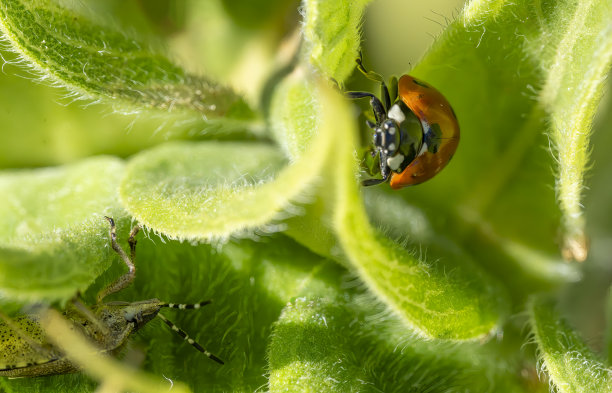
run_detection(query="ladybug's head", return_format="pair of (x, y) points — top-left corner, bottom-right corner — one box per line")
(373, 119), (401, 158)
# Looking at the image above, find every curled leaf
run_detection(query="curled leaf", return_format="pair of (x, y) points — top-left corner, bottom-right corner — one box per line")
(0, 0), (245, 116)
(529, 296), (612, 392)
(323, 84), (509, 339)
(535, 1), (612, 261)
(0, 157), (125, 303)
(301, 0), (372, 83)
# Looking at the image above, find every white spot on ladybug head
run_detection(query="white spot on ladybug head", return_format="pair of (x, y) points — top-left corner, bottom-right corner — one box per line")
(387, 104), (405, 123)
(388, 143), (396, 151)
(386, 154), (405, 171)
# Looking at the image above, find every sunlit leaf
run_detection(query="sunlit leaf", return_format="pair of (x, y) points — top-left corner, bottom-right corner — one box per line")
(0, 0), (246, 117)
(529, 296), (612, 393)
(0, 157), (125, 303)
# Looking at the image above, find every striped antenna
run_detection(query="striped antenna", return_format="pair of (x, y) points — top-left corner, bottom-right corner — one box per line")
(156, 301), (223, 365)
(160, 300), (212, 310)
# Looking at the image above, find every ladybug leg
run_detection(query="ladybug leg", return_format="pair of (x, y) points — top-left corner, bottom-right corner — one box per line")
(362, 178), (386, 186)
(345, 91), (386, 123)
(379, 154), (391, 182)
(362, 165), (390, 186)
(355, 53), (391, 111)
(361, 151), (391, 187)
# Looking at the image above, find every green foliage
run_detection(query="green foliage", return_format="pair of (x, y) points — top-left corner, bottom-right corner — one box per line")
(0, 0), (610, 391)
(529, 296), (612, 393)
(0, 157), (124, 303)
(119, 141), (288, 240)
(301, 0), (370, 83)
(0, 0), (245, 117)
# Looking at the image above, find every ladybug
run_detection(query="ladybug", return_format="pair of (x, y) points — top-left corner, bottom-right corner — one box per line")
(347, 55), (459, 189)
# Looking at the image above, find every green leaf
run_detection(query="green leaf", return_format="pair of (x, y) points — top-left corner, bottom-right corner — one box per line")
(100, 233), (339, 392)
(529, 296), (612, 393)
(120, 74), (338, 243)
(0, 55), (222, 169)
(0, 0), (246, 117)
(0, 157), (125, 303)
(269, 287), (529, 392)
(119, 141), (289, 240)
(301, 0), (373, 83)
(406, 0), (612, 267)
(118, 121), (335, 241)
(535, 0), (612, 261)
(331, 87), (508, 339)
(268, 298), (369, 392)
(277, 81), (510, 339)
(269, 75), (319, 160)
(608, 287), (612, 365)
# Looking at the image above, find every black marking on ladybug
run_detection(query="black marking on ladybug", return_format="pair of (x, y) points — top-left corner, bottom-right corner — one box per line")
(411, 78), (430, 88)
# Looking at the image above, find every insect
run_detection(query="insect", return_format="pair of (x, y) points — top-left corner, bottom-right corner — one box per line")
(347, 54), (460, 188)
(0, 217), (223, 378)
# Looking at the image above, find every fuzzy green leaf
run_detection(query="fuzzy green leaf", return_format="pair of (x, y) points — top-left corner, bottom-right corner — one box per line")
(529, 296), (612, 393)
(2, 0), (612, 391)
(324, 86), (508, 339)
(271, 75), (509, 340)
(302, 0), (373, 83)
(534, 0), (612, 261)
(269, 298), (373, 392)
(0, 0), (246, 117)
(276, 82), (509, 339)
(0, 157), (125, 303)
(119, 141), (288, 240)
(607, 288), (612, 365)
(0, 54), (226, 169)
(406, 0), (612, 267)
(120, 73), (337, 242)
(118, 124), (334, 241)
(269, 290), (529, 392)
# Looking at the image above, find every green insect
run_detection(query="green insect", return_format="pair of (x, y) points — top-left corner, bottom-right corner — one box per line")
(0, 217), (223, 378)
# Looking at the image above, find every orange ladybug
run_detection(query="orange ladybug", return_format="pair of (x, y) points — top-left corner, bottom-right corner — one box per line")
(347, 56), (459, 189)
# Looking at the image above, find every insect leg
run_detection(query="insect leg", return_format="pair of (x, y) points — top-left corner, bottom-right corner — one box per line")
(97, 217), (137, 303)
(156, 313), (224, 365)
(355, 52), (391, 111)
(361, 152), (391, 187)
(345, 91), (386, 124)
(128, 224), (141, 264)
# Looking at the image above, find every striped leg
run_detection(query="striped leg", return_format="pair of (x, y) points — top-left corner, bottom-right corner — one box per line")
(156, 311), (224, 365)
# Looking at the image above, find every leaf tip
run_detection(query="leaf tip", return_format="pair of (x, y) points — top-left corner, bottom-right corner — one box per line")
(562, 231), (589, 262)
